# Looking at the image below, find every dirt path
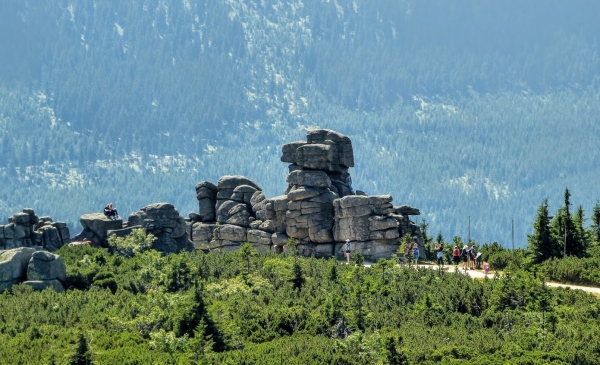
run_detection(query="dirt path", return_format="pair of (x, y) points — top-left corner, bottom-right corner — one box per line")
(363, 262), (600, 295)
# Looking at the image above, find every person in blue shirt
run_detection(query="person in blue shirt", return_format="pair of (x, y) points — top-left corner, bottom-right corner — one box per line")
(412, 242), (419, 265)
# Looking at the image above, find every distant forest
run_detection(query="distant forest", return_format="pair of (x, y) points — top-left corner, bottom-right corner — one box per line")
(1, 0), (599, 244)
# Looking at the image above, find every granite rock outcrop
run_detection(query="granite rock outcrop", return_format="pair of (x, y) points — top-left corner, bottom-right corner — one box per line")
(1, 209), (70, 252)
(187, 129), (423, 261)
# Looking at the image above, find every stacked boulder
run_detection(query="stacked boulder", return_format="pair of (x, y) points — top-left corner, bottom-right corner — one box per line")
(190, 176), (276, 253)
(0, 247), (66, 292)
(278, 129), (356, 257)
(215, 176), (261, 227)
(0, 209), (70, 252)
(281, 129), (355, 197)
(194, 181), (217, 222)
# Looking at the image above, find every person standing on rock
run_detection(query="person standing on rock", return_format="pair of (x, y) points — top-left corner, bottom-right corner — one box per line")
(346, 174), (354, 195)
(345, 239), (352, 264)
(104, 203), (119, 221)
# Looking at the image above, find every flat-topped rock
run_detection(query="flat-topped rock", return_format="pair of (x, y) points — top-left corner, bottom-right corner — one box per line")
(72, 213), (123, 247)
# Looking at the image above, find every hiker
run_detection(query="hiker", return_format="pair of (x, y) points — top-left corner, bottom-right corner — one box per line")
(104, 203), (119, 221)
(452, 245), (461, 265)
(469, 245), (477, 270)
(436, 243), (445, 267)
(483, 261), (490, 275)
(412, 242), (419, 265)
(346, 174), (354, 195)
(461, 245), (469, 271)
(345, 239), (351, 264)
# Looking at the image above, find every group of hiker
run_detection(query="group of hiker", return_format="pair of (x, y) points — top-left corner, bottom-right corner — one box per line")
(393, 241), (489, 273)
(452, 244), (483, 271)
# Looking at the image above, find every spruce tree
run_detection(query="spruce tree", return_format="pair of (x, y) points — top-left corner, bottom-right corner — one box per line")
(572, 205), (589, 257)
(550, 188), (580, 257)
(69, 333), (92, 365)
(591, 200), (600, 244)
(528, 198), (558, 263)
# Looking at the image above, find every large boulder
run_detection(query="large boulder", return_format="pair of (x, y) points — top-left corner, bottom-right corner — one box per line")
(190, 223), (218, 250)
(281, 129), (354, 173)
(394, 205), (421, 216)
(0, 247), (39, 292)
(1, 209), (66, 251)
(0, 247), (38, 282)
(306, 129), (354, 168)
(27, 251), (67, 282)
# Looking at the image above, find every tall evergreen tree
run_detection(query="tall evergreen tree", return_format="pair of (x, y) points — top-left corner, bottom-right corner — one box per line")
(591, 200), (600, 244)
(528, 198), (558, 263)
(572, 205), (589, 257)
(550, 187), (585, 257)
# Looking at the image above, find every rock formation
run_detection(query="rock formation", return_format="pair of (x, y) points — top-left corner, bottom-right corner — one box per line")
(124, 203), (193, 253)
(0, 247), (66, 292)
(0, 209), (70, 252)
(187, 128), (424, 261)
(2, 129), (422, 262)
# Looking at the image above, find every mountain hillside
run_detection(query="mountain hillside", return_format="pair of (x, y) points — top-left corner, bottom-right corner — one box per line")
(1, 0), (599, 245)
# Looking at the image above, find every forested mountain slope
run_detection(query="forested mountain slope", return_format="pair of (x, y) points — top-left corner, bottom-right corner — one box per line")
(1, 0), (599, 244)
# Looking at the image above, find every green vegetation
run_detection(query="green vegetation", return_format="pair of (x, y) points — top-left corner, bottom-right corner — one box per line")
(2, 224), (600, 363)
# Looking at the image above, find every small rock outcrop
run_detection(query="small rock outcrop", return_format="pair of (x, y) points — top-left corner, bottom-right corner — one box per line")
(0, 247), (66, 292)
(126, 203), (193, 253)
(72, 213), (123, 247)
(0, 209), (70, 251)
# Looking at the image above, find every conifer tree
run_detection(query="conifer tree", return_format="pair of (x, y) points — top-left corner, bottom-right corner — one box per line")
(591, 200), (600, 245)
(572, 205), (589, 257)
(528, 198), (558, 263)
(69, 333), (93, 365)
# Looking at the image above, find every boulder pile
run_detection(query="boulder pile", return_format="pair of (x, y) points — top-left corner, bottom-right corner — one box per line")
(0, 247), (66, 292)
(0, 209), (70, 252)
